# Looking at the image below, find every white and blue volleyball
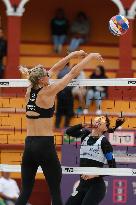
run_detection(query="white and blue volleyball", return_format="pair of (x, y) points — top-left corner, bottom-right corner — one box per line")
(109, 15), (129, 36)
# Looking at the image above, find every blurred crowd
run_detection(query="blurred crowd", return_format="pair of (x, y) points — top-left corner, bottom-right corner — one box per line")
(51, 9), (108, 128)
(51, 8), (90, 53)
(55, 64), (108, 129)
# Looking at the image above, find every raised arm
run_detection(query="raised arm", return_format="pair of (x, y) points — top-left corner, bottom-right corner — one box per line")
(50, 52), (103, 94)
(48, 50), (86, 77)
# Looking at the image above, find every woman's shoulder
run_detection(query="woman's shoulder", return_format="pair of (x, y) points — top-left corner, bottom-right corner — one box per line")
(39, 85), (58, 99)
(41, 84), (55, 92)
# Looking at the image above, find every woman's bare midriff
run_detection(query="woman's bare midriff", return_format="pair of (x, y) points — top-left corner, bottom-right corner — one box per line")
(26, 117), (54, 136)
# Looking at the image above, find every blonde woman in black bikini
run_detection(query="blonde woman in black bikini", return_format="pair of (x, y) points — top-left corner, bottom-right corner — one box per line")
(16, 51), (103, 205)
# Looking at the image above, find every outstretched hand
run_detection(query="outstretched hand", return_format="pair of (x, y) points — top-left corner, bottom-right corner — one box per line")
(69, 51), (104, 63)
(70, 50), (87, 58)
(90, 53), (104, 62)
(115, 117), (125, 128)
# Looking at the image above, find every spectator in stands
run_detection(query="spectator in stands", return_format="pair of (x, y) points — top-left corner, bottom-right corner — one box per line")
(72, 68), (86, 114)
(68, 12), (90, 52)
(55, 63), (74, 128)
(51, 8), (69, 53)
(0, 172), (20, 205)
(84, 65), (108, 115)
(0, 28), (7, 78)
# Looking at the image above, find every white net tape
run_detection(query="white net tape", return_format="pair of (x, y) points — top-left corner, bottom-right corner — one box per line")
(0, 78), (136, 87)
(62, 166), (136, 176)
(0, 164), (136, 176)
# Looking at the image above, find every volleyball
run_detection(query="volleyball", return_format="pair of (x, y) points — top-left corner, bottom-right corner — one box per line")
(109, 15), (129, 36)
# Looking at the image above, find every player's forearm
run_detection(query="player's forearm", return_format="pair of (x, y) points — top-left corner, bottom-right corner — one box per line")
(49, 52), (75, 75)
(70, 53), (103, 78)
(66, 124), (83, 136)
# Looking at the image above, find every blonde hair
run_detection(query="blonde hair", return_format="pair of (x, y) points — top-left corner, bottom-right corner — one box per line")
(19, 65), (46, 87)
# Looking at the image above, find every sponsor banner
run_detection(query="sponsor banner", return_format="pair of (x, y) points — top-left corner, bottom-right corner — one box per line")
(128, 80), (136, 85)
(109, 131), (135, 146)
(0, 81), (9, 86)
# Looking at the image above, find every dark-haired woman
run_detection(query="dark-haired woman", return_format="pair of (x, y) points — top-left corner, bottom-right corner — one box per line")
(65, 116), (125, 205)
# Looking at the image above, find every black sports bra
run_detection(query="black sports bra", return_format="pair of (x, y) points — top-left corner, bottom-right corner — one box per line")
(26, 87), (55, 119)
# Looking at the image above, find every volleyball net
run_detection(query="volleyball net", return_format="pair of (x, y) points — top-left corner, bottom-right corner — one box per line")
(0, 78), (136, 177)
